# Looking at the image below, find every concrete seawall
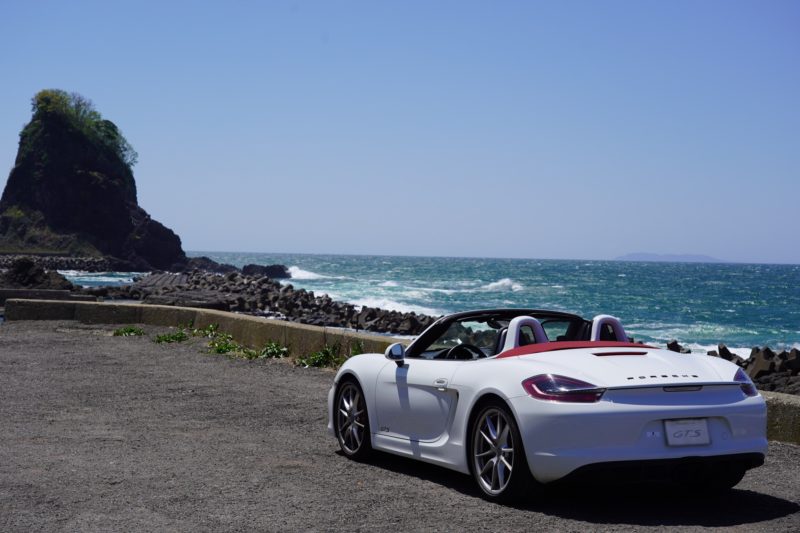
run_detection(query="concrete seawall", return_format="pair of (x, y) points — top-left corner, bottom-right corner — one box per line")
(4, 298), (800, 445)
(4, 298), (397, 360)
(0, 289), (96, 305)
(761, 391), (800, 445)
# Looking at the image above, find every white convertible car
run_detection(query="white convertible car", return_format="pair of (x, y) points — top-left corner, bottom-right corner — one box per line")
(327, 309), (767, 501)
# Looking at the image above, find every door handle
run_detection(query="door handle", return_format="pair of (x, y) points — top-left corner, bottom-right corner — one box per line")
(433, 378), (448, 391)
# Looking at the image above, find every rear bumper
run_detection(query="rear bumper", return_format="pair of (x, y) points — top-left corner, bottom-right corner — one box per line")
(553, 452), (764, 486)
(509, 389), (768, 483)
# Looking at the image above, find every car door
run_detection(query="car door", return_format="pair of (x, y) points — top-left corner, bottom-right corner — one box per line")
(374, 358), (461, 442)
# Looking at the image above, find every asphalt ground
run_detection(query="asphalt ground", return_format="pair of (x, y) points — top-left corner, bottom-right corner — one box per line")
(1, 320), (799, 532)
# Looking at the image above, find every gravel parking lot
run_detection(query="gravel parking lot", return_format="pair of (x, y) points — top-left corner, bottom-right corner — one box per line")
(1, 321), (799, 532)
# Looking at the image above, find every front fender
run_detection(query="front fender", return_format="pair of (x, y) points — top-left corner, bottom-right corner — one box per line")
(327, 353), (392, 441)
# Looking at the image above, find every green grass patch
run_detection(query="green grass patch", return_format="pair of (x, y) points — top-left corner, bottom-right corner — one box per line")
(350, 340), (364, 357)
(207, 332), (253, 357)
(191, 323), (219, 338)
(113, 326), (144, 337)
(260, 341), (289, 359)
(296, 343), (346, 368)
(154, 329), (189, 344)
(150, 322), (291, 362)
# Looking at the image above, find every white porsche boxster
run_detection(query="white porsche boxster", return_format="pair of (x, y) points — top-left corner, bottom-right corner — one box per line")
(327, 309), (767, 501)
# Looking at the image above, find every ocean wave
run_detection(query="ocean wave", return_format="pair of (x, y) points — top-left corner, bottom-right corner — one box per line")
(413, 286), (459, 295)
(350, 297), (442, 316)
(379, 281), (399, 287)
(58, 270), (87, 277)
(682, 343), (752, 359)
(481, 278), (524, 292)
(288, 266), (348, 280)
(60, 270), (144, 286)
(400, 290), (427, 299)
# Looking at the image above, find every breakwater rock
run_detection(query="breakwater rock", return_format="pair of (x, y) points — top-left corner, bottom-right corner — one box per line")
(241, 263), (290, 279)
(102, 270), (436, 336)
(182, 256), (239, 274)
(180, 257), (290, 279)
(0, 254), (131, 272)
(0, 257), (73, 290)
(667, 340), (800, 396)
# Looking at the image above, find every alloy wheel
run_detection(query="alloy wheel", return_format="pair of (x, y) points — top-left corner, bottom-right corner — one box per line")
(472, 407), (516, 495)
(336, 381), (367, 455)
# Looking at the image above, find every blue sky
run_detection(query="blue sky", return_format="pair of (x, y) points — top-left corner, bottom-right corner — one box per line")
(1, 1), (798, 263)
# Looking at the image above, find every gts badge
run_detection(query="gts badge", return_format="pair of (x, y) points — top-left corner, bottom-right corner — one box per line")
(380, 426), (390, 432)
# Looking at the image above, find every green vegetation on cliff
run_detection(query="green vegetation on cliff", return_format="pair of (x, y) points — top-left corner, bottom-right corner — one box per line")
(0, 89), (186, 270)
(25, 90), (139, 168)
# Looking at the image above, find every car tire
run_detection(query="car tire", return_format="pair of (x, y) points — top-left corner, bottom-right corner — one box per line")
(469, 400), (538, 502)
(334, 378), (372, 460)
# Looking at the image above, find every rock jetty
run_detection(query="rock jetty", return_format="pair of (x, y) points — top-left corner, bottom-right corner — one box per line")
(0, 257), (73, 290)
(667, 340), (800, 396)
(0, 254), (134, 272)
(97, 269), (436, 336)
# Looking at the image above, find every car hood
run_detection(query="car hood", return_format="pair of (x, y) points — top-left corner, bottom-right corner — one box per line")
(507, 347), (733, 389)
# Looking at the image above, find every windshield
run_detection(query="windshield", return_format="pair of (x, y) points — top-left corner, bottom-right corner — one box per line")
(410, 311), (589, 359)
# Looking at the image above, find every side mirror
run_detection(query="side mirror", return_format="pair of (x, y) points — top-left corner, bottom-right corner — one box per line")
(385, 343), (405, 367)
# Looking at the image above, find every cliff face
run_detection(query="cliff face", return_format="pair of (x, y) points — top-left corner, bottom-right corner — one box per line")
(0, 90), (186, 270)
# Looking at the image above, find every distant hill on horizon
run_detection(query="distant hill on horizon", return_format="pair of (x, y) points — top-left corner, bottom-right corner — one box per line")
(615, 253), (725, 263)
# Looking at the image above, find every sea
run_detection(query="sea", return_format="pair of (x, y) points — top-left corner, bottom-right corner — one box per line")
(61, 252), (800, 357)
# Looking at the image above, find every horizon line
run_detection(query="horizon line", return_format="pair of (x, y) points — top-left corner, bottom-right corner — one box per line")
(184, 249), (800, 267)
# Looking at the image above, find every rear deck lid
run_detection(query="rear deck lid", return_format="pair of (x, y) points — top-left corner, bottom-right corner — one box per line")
(499, 341), (727, 388)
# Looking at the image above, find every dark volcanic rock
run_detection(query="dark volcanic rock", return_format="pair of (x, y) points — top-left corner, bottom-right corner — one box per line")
(784, 349), (800, 375)
(747, 347), (777, 380)
(183, 256), (239, 274)
(666, 340), (690, 354)
(0, 256), (73, 289)
(0, 254), (129, 272)
(697, 342), (797, 396)
(143, 291), (229, 311)
(242, 264), (290, 279)
(0, 90), (187, 270)
(718, 344), (735, 361)
(123, 270), (437, 336)
(717, 344), (746, 367)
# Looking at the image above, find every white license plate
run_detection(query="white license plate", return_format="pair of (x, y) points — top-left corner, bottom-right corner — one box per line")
(664, 418), (710, 446)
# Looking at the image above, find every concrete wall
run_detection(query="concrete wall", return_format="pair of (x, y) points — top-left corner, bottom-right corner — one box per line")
(0, 289), (96, 305)
(761, 391), (800, 445)
(4, 298), (397, 358)
(5, 298), (800, 445)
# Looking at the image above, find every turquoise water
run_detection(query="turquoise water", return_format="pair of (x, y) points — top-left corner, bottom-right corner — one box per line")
(64, 252), (800, 354)
(58, 270), (143, 287)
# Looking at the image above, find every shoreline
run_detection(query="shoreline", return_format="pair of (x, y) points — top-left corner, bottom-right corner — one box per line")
(2, 253), (797, 349)
(2, 256), (798, 396)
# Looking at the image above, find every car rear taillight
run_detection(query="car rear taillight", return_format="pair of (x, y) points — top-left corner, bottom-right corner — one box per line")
(734, 368), (758, 397)
(522, 374), (606, 403)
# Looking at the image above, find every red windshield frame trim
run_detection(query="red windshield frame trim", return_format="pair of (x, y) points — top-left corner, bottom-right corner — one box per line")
(497, 341), (656, 359)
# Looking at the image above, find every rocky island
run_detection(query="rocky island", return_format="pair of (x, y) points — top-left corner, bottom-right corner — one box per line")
(0, 90), (186, 271)
(0, 89), (435, 336)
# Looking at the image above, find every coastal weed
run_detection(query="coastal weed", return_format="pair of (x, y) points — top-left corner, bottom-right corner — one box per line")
(260, 341), (289, 359)
(204, 328), (260, 359)
(296, 343), (346, 368)
(113, 326), (144, 337)
(192, 324), (219, 338)
(151, 321), (286, 362)
(155, 329), (189, 343)
(350, 340), (364, 357)
(208, 332), (239, 354)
